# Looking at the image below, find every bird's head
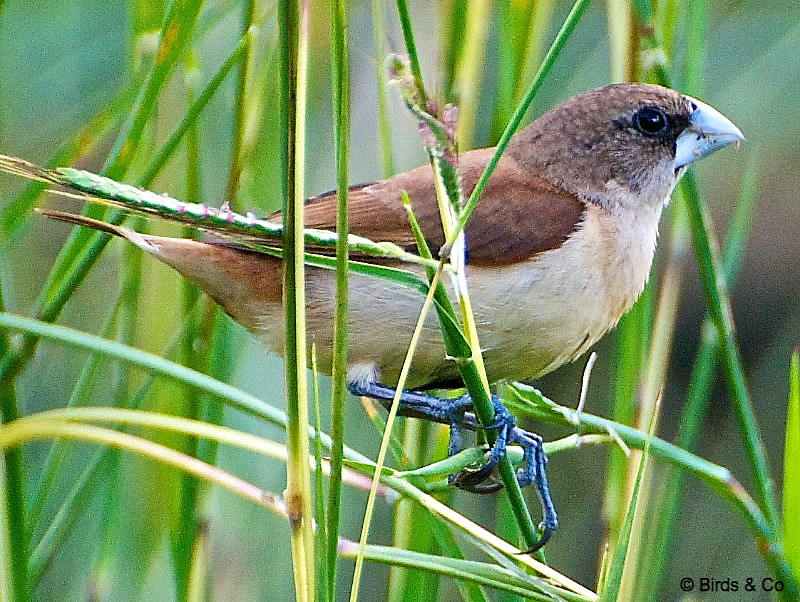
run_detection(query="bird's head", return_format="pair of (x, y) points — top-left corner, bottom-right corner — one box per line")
(509, 83), (744, 212)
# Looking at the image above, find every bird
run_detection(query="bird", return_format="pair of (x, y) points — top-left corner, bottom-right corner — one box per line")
(4, 82), (743, 551)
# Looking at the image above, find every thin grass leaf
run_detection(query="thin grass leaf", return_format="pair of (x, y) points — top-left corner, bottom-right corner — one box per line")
(424, 516), (488, 602)
(326, 0), (351, 597)
(0, 281), (12, 600)
(222, 0), (257, 210)
(185, 515), (209, 602)
(0, 441), (14, 601)
(682, 172), (781, 532)
(0, 276), (28, 601)
(169, 58), (208, 601)
(490, 0), (549, 143)
(388, 419), (440, 602)
(439, 0), (467, 103)
(0, 420), (289, 518)
(0, 311), (593, 598)
(634, 0), (783, 549)
(43, 0), (205, 326)
(341, 542), (586, 601)
(311, 347), (329, 602)
(602, 285), (652, 556)
(349, 267), (445, 602)
(139, 27), (255, 188)
(360, 397), (409, 467)
(606, 0), (634, 83)
(394, 0), (428, 106)
(452, 0), (490, 148)
(370, 0), (394, 177)
(443, 0), (590, 253)
(784, 351), (800, 579)
(600, 397), (659, 600)
(281, 0), (316, 598)
(26, 297), (122, 540)
(0, 81), (135, 242)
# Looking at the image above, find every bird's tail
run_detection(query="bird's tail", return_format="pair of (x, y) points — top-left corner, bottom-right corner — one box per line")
(36, 208), (161, 254)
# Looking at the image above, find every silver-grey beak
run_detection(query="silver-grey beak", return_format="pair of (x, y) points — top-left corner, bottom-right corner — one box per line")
(674, 95), (744, 169)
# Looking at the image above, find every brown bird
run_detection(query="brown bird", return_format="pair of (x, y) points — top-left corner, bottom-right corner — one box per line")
(18, 83), (743, 550)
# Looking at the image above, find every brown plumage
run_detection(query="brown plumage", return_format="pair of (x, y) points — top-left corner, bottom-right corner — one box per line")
(300, 149), (585, 265)
(33, 83), (742, 390)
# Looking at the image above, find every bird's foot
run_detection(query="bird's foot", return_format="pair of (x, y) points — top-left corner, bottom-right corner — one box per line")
(347, 381), (558, 551)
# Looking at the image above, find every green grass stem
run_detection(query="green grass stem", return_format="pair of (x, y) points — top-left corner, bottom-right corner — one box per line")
(370, 0), (394, 177)
(0, 310), (593, 598)
(326, 0), (351, 597)
(785, 352), (800, 579)
(443, 0), (589, 254)
(453, 0), (490, 149)
(348, 268), (444, 601)
(600, 396), (659, 600)
(0, 82), (135, 242)
(26, 298), (122, 540)
(394, 0), (428, 106)
(0, 277), (28, 601)
(311, 348), (329, 602)
(681, 171), (780, 532)
(281, 0), (315, 598)
(221, 0), (256, 210)
(169, 61), (207, 601)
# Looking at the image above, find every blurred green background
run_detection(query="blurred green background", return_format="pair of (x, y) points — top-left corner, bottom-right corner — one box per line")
(0, 0), (798, 600)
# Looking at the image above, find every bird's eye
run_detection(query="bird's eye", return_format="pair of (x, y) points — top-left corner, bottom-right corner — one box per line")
(633, 107), (668, 136)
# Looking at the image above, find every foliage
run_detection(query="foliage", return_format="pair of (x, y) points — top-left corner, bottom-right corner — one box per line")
(0, 1), (797, 600)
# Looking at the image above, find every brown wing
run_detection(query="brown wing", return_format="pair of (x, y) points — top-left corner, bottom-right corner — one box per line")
(272, 147), (586, 266)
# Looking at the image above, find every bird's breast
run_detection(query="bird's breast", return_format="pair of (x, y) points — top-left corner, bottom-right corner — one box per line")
(468, 201), (661, 381)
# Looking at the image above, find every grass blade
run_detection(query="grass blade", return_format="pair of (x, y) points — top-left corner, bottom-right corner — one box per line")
(634, 0), (783, 544)
(311, 348), (329, 602)
(0, 277), (28, 601)
(452, 0), (490, 148)
(681, 171), (780, 532)
(348, 269), (444, 601)
(394, 0), (428, 106)
(443, 0), (590, 253)
(280, 0), (315, 598)
(370, 0), (394, 177)
(512, 385), (797, 598)
(169, 59), (207, 601)
(341, 542), (578, 601)
(600, 399), (660, 600)
(784, 351), (800, 579)
(222, 0), (256, 210)
(0, 310), (594, 598)
(326, 0), (350, 597)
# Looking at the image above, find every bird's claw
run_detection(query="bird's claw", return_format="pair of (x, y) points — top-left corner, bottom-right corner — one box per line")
(347, 381), (558, 551)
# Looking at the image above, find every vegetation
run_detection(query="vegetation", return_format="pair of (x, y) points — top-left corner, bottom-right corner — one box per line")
(0, 0), (797, 600)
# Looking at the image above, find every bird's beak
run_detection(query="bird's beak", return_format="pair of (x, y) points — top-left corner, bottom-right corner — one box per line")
(674, 96), (744, 170)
